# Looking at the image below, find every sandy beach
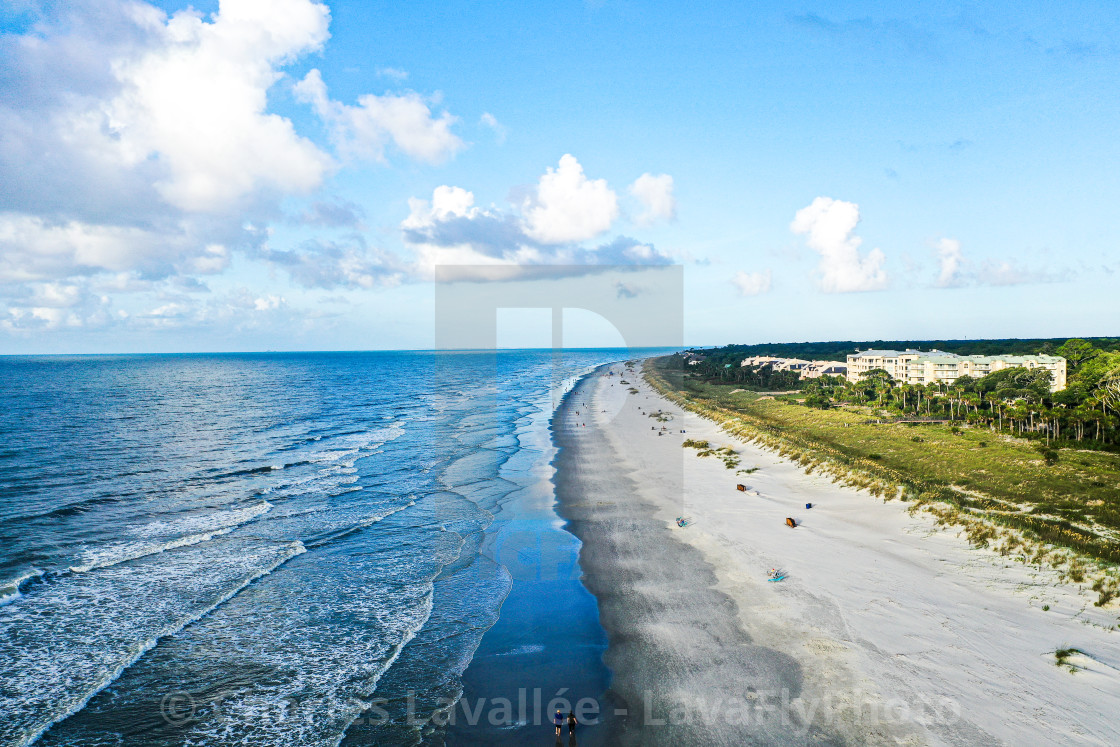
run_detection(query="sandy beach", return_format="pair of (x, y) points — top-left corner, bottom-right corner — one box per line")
(554, 361), (1120, 745)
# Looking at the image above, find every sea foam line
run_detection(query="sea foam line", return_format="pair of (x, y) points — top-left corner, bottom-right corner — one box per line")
(69, 501), (273, 573)
(14, 540), (307, 747)
(302, 499), (417, 550)
(327, 587), (435, 747)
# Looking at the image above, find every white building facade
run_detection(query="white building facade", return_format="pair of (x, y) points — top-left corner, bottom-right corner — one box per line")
(845, 349), (1067, 391)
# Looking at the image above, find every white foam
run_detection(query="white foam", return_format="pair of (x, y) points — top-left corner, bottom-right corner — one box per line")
(70, 501), (273, 573)
(0, 539), (306, 747)
(0, 569), (44, 607)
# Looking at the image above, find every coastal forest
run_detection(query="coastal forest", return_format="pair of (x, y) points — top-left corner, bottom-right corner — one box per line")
(676, 338), (1120, 450)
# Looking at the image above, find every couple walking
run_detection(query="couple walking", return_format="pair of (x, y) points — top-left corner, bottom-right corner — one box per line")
(553, 709), (577, 741)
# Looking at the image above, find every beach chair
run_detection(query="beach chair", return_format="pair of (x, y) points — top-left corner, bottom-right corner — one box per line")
(785, 517), (797, 528)
(736, 484), (747, 492)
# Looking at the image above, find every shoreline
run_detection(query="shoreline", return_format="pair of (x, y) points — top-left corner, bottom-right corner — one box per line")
(443, 364), (616, 746)
(553, 359), (1120, 745)
(553, 362), (855, 744)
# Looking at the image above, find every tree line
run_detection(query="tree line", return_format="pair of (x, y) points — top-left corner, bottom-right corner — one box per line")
(799, 339), (1120, 450)
(687, 337), (1120, 362)
(671, 338), (1120, 449)
(667, 352), (803, 390)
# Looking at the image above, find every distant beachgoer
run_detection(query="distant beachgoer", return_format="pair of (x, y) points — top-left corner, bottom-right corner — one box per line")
(554, 709), (564, 737)
(567, 710), (578, 734)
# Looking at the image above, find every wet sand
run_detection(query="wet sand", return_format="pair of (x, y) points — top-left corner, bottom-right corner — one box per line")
(555, 366), (863, 745)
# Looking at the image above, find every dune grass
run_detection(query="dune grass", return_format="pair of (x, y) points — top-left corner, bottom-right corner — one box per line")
(645, 357), (1120, 606)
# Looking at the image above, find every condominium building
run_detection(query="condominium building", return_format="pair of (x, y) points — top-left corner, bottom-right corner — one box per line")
(801, 361), (849, 379)
(845, 349), (1067, 391)
(739, 356), (847, 379)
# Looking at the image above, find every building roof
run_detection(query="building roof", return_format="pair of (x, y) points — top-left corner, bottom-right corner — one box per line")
(851, 349), (904, 358)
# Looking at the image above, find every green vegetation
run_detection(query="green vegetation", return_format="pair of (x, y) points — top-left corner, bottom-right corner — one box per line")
(1054, 647), (1085, 673)
(675, 354), (802, 390)
(683, 337), (1120, 363)
(675, 338), (1120, 449)
(647, 352), (1120, 607)
(682, 439), (740, 469)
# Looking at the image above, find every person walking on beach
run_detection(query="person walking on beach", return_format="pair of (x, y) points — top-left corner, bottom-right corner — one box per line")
(553, 709), (564, 738)
(567, 710), (578, 736)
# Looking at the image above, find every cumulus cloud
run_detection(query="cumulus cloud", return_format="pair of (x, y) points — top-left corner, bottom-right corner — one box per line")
(0, 213), (236, 284)
(934, 237), (965, 287)
(0, 0), (335, 223)
(522, 155), (619, 244)
(0, 0), (470, 329)
(295, 68), (463, 164)
(107, 0), (334, 212)
(0, 0), (341, 313)
(790, 197), (887, 293)
(629, 173), (676, 225)
(731, 269), (772, 296)
(0, 278), (116, 332)
(401, 169), (672, 281)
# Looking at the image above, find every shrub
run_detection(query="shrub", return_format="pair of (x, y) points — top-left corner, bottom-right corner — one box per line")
(1035, 442), (1060, 466)
(1054, 647), (1084, 672)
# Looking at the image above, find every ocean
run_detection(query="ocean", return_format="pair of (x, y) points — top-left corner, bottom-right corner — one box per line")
(0, 350), (646, 746)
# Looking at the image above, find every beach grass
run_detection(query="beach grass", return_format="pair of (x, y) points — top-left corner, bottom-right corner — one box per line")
(645, 356), (1120, 606)
(1054, 646), (1085, 673)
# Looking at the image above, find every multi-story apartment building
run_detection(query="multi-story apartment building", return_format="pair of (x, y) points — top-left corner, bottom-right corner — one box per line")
(739, 356), (847, 379)
(845, 349), (1067, 391)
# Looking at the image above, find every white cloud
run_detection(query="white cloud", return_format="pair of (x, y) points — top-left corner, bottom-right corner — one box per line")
(0, 278), (116, 332)
(402, 186), (479, 230)
(629, 173), (676, 225)
(295, 69), (463, 164)
(975, 260), (1068, 287)
(731, 269), (772, 296)
(0, 213), (235, 283)
(376, 66), (409, 82)
(479, 112), (507, 144)
(401, 170), (673, 281)
(0, 0), (339, 306)
(254, 236), (406, 290)
(934, 237), (964, 287)
(790, 197), (887, 293)
(522, 154), (619, 244)
(929, 238), (1069, 288)
(106, 0), (334, 212)
(0, 0), (472, 341)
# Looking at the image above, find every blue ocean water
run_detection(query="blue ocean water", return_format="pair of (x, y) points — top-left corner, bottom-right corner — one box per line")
(0, 350), (637, 746)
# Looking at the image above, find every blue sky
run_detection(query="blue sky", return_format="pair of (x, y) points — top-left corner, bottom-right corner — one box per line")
(1, 0), (1117, 353)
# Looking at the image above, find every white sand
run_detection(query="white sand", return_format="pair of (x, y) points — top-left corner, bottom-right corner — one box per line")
(580, 362), (1120, 745)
